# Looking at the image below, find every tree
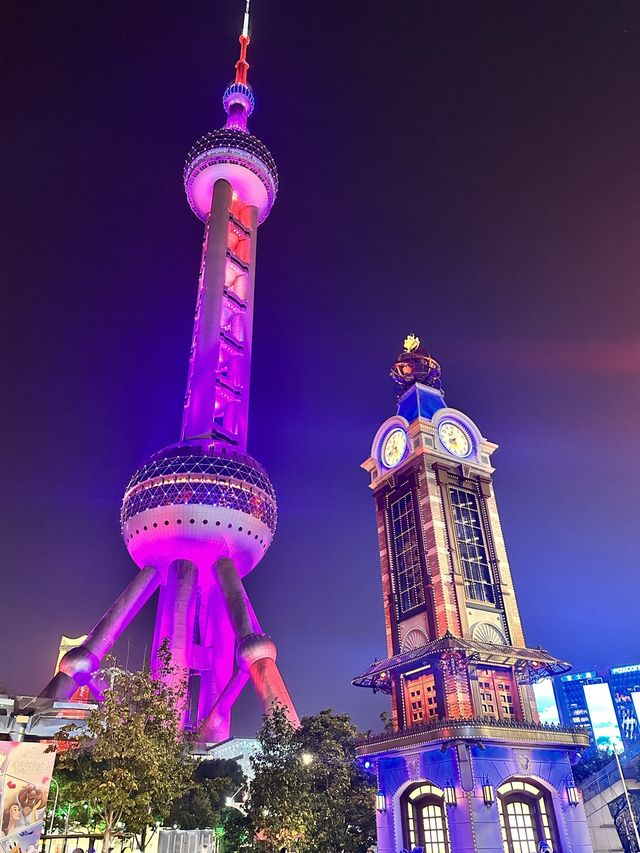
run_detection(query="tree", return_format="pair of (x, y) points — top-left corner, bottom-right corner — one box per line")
(572, 746), (615, 784)
(55, 643), (195, 851)
(379, 711), (394, 733)
(219, 806), (253, 853)
(166, 758), (248, 835)
(297, 709), (376, 853)
(248, 705), (311, 852)
(249, 705), (376, 853)
(165, 781), (219, 831)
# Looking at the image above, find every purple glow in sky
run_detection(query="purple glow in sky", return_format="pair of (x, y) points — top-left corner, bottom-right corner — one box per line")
(2, 0), (640, 735)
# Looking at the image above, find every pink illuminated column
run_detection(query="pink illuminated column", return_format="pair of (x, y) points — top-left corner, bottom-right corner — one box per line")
(213, 557), (298, 726)
(151, 561), (198, 685)
(197, 582), (237, 739)
(40, 565), (161, 700)
(181, 178), (258, 452)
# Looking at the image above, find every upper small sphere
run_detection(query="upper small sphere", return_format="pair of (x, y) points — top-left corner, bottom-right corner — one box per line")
(223, 82), (255, 118)
(184, 128), (278, 223)
(121, 444), (277, 578)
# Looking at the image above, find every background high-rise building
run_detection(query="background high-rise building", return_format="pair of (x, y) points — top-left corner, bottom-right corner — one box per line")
(558, 671), (603, 731)
(609, 665), (640, 746)
(534, 665), (640, 752)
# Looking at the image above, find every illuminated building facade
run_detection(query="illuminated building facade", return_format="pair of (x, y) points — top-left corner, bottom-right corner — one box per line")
(354, 337), (593, 853)
(537, 665), (640, 751)
(39, 1), (298, 742)
(609, 665), (640, 746)
(555, 672), (603, 733)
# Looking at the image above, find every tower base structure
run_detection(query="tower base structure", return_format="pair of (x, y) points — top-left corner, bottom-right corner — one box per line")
(357, 721), (592, 853)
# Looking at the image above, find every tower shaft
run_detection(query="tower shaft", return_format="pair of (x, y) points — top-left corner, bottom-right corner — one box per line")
(181, 179), (258, 451)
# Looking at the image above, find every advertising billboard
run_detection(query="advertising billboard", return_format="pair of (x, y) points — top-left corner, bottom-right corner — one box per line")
(0, 743), (56, 853)
(632, 692), (640, 728)
(609, 666), (640, 746)
(561, 670), (597, 683)
(533, 677), (561, 726)
(584, 682), (624, 753)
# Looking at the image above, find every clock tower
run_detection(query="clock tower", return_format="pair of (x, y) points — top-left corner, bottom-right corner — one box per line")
(354, 336), (594, 853)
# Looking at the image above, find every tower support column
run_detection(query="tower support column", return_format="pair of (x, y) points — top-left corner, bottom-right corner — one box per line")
(40, 565), (161, 699)
(231, 202), (258, 442)
(152, 560), (198, 681)
(197, 581), (237, 737)
(213, 557), (299, 726)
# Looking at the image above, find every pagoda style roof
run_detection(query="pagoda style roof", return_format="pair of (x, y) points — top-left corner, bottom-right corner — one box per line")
(352, 631), (571, 693)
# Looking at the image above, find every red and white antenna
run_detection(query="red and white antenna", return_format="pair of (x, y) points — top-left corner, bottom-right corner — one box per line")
(235, 0), (251, 85)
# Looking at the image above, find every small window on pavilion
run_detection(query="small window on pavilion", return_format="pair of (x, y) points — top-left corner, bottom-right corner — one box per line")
(404, 672), (439, 727)
(476, 668), (518, 721)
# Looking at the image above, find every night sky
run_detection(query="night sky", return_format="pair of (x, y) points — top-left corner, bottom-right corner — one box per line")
(3, 1), (640, 736)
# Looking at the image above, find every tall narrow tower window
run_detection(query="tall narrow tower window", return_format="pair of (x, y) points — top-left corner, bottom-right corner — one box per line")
(389, 491), (425, 614)
(449, 487), (496, 604)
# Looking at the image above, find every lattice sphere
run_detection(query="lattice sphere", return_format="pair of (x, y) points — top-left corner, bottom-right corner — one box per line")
(184, 128), (278, 223)
(121, 446), (277, 578)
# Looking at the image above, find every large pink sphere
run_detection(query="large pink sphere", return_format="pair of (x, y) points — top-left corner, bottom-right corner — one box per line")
(121, 445), (277, 579)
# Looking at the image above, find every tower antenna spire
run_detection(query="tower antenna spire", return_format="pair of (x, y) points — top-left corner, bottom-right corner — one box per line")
(242, 0), (250, 38)
(235, 0), (251, 85)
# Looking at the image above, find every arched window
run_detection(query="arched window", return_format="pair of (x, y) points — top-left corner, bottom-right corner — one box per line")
(497, 779), (559, 853)
(401, 784), (450, 853)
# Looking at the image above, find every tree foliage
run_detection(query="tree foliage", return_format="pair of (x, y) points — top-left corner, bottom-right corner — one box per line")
(572, 746), (615, 784)
(248, 705), (376, 853)
(195, 758), (245, 787)
(248, 705), (310, 851)
(379, 711), (394, 733)
(55, 644), (194, 850)
(166, 758), (250, 842)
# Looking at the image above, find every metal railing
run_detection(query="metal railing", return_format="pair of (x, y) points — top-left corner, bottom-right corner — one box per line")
(356, 716), (585, 748)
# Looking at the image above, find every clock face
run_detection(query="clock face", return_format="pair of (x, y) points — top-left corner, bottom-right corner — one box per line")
(438, 421), (472, 458)
(381, 428), (408, 468)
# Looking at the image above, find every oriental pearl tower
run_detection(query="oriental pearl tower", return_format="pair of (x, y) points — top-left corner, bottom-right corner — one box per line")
(41, 0), (299, 742)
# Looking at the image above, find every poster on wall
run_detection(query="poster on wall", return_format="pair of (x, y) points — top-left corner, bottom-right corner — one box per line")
(0, 743), (56, 853)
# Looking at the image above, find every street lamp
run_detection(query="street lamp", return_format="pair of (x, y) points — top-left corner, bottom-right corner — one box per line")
(443, 779), (457, 807)
(565, 776), (579, 807)
(482, 775), (495, 807)
(376, 791), (386, 812)
(225, 784), (248, 817)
